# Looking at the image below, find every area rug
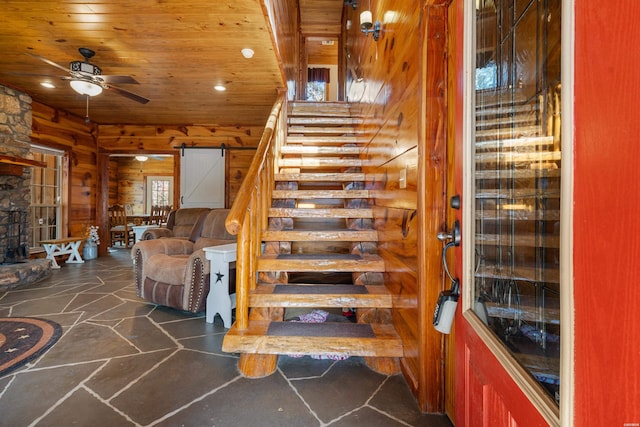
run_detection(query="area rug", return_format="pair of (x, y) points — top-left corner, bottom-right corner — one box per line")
(0, 317), (62, 377)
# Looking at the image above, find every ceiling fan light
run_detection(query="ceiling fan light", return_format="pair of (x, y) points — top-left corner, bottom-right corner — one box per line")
(70, 79), (103, 96)
(135, 155), (149, 162)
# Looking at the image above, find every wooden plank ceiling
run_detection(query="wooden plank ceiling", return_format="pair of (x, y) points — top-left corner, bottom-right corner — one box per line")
(0, 0), (345, 127)
(0, 1), (345, 127)
(300, 0), (343, 65)
(0, 1), (289, 126)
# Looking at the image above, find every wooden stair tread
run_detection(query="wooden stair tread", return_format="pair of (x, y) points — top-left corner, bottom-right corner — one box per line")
(288, 127), (362, 136)
(475, 188), (560, 199)
(269, 207), (373, 218)
(290, 101), (353, 115)
(484, 302), (560, 325)
(222, 320), (403, 357)
(280, 145), (362, 155)
(475, 115), (537, 129)
(477, 233), (560, 248)
(250, 284), (392, 308)
(272, 189), (370, 199)
(257, 253), (385, 272)
(262, 229), (378, 241)
(476, 125), (541, 140)
(476, 210), (560, 221)
(475, 264), (559, 284)
(475, 136), (555, 151)
(286, 135), (366, 144)
(274, 172), (367, 182)
(476, 150), (561, 164)
(476, 169), (561, 180)
(279, 158), (364, 168)
(475, 103), (537, 118)
(289, 117), (363, 126)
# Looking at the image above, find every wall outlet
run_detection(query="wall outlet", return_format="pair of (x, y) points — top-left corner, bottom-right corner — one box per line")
(399, 167), (407, 189)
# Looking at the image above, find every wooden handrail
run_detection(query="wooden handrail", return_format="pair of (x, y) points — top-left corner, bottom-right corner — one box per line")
(225, 92), (286, 235)
(225, 91), (287, 330)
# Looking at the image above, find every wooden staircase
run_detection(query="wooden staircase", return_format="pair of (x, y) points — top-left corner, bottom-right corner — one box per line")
(222, 101), (403, 367)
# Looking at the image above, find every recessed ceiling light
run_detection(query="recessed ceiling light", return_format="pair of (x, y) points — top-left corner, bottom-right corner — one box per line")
(40, 81), (55, 89)
(241, 48), (255, 59)
(214, 85), (226, 92)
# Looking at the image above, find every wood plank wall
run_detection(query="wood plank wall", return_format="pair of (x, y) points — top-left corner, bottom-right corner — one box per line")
(97, 124), (262, 208)
(30, 100), (264, 246)
(31, 101), (98, 239)
(110, 157), (174, 214)
(264, 0), (299, 100)
(343, 0), (453, 414)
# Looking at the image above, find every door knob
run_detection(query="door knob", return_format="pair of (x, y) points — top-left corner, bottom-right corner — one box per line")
(437, 220), (460, 247)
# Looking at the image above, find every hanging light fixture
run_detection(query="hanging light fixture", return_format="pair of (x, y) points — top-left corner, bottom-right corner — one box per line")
(70, 79), (103, 96)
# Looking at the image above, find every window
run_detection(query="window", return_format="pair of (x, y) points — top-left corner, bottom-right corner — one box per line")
(30, 145), (63, 246)
(306, 81), (327, 101)
(145, 176), (173, 213)
(469, 0), (562, 405)
(307, 67), (331, 101)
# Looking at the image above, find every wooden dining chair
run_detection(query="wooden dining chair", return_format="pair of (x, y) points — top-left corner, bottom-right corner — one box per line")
(149, 205), (172, 225)
(108, 205), (135, 248)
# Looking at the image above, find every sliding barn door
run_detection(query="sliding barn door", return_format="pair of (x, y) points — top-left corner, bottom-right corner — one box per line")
(180, 148), (225, 208)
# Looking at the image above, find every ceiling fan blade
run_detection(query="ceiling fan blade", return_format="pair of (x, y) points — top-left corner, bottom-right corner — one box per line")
(105, 84), (150, 104)
(98, 75), (140, 85)
(6, 72), (63, 79)
(26, 53), (69, 73)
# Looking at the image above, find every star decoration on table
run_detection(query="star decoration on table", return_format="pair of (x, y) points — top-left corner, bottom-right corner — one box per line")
(215, 271), (225, 283)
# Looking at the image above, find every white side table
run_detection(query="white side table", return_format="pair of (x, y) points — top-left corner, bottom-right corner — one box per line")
(131, 224), (160, 243)
(203, 243), (237, 328)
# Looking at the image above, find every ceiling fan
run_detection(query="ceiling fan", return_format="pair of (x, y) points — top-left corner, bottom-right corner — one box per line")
(27, 47), (150, 104)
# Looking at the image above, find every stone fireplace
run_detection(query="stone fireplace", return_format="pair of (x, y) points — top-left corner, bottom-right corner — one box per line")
(0, 85), (51, 289)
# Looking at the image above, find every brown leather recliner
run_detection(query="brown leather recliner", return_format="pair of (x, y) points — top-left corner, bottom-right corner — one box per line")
(131, 209), (236, 313)
(141, 207), (211, 241)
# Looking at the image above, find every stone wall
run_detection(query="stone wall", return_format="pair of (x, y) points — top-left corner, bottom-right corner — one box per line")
(0, 85), (33, 264)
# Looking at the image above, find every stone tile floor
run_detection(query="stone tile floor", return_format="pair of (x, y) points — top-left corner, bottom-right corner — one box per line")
(0, 248), (453, 427)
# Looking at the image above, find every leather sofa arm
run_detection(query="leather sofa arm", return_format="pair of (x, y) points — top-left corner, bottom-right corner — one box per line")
(131, 238), (195, 264)
(183, 248), (211, 312)
(141, 228), (174, 240)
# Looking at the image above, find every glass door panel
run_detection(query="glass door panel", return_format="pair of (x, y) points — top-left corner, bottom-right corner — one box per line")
(472, 0), (562, 405)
